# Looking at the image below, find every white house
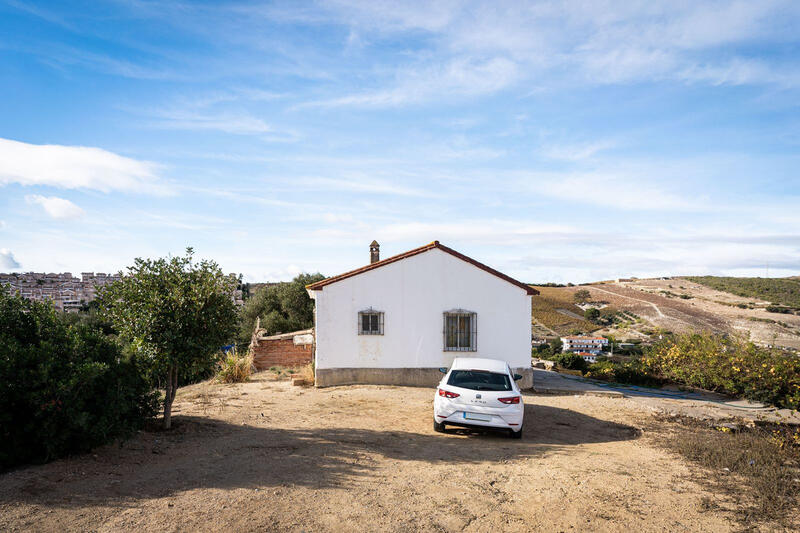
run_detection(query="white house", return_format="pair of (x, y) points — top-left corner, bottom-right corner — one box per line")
(307, 241), (538, 388)
(561, 336), (609, 355)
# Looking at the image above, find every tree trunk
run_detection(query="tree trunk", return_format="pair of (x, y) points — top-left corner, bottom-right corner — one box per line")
(163, 365), (177, 429)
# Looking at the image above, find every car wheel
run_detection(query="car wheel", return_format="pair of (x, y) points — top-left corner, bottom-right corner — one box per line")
(509, 427), (523, 439)
(434, 419), (446, 433)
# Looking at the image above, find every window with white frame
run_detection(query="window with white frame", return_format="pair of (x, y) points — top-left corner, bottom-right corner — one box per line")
(358, 308), (384, 335)
(443, 310), (476, 351)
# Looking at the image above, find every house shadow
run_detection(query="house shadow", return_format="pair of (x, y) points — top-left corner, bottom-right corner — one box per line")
(0, 404), (639, 508)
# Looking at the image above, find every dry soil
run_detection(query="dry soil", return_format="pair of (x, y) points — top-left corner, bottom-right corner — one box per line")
(0, 372), (763, 532)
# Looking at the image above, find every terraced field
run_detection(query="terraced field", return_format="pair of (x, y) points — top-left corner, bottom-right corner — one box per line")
(528, 279), (800, 350)
(530, 286), (599, 336)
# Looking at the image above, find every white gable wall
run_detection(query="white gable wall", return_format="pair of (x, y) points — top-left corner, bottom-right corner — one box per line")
(311, 248), (531, 376)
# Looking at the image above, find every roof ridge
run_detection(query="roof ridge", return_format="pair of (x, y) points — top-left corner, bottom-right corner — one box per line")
(306, 241), (538, 295)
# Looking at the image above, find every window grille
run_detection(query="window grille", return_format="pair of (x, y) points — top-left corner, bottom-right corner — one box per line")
(358, 308), (384, 335)
(443, 310), (477, 351)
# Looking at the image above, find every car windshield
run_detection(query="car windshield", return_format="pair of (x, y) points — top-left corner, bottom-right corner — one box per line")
(447, 370), (512, 391)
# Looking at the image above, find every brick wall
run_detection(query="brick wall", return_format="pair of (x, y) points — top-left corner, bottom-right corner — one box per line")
(252, 337), (313, 369)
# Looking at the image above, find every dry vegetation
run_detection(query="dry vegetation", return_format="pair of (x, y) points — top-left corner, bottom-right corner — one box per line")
(216, 350), (254, 383)
(655, 415), (800, 527)
(685, 276), (800, 308)
(530, 285), (599, 335)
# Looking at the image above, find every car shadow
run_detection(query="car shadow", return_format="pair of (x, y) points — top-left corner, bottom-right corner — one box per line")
(443, 403), (640, 445)
(0, 403), (639, 508)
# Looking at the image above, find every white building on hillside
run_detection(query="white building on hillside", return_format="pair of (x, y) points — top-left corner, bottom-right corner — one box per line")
(307, 241), (538, 388)
(561, 336), (609, 355)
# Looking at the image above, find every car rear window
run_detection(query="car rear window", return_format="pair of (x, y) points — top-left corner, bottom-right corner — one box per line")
(447, 370), (512, 391)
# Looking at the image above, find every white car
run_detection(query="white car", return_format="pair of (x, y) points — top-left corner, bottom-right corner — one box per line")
(433, 357), (524, 439)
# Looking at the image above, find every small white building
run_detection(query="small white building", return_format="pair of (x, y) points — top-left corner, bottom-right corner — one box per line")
(307, 241), (538, 388)
(561, 336), (609, 355)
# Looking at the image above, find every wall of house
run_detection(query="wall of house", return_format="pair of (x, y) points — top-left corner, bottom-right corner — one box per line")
(310, 248), (533, 387)
(252, 337), (313, 369)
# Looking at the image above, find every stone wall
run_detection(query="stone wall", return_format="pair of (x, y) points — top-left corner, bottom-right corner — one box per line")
(315, 366), (534, 389)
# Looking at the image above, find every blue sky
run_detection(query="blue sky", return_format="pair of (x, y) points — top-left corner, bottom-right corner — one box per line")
(0, 1), (799, 283)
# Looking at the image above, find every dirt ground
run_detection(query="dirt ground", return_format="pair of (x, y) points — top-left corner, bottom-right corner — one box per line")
(0, 372), (767, 532)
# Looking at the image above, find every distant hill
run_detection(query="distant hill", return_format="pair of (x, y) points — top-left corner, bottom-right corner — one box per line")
(683, 276), (800, 307)
(529, 278), (800, 350)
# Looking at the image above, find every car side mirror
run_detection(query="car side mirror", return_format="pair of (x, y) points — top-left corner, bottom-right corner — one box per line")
(513, 373), (522, 381)
(438, 367), (448, 374)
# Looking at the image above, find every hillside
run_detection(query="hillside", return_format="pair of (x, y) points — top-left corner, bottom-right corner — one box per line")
(683, 276), (800, 307)
(530, 279), (800, 350)
(529, 286), (598, 336)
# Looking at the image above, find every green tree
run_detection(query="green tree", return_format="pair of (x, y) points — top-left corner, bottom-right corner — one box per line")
(100, 248), (238, 429)
(573, 289), (591, 303)
(238, 272), (324, 343)
(548, 337), (563, 354)
(584, 307), (601, 322)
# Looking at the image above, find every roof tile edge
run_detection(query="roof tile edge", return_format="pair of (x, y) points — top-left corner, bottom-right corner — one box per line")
(305, 241), (538, 296)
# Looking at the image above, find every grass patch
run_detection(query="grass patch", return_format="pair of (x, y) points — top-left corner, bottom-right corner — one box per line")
(655, 416), (800, 527)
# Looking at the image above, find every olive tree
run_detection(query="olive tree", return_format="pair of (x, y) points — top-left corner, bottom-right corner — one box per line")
(101, 248), (238, 429)
(573, 289), (591, 304)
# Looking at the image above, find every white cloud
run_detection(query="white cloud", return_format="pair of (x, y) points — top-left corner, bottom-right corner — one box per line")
(305, 56), (519, 108)
(0, 249), (20, 269)
(293, 0), (800, 108)
(147, 110), (273, 135)
(289, 175), (436, 197)
(539, 140), (616, 161)
(25, 195), (86, 220)
(0, 138), (165, 193)
(309, 218), (575, 247)
(524, 170), (703, 211)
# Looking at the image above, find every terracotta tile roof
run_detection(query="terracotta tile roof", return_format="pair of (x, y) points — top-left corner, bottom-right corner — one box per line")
(306, 241), (539, 295)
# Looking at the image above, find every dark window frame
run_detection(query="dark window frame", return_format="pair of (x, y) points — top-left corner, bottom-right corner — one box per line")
(443, 310), (477, 352)
(358, 308), (384, 335)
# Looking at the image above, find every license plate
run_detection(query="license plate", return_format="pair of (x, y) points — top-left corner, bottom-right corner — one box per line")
(464, 412), (491, 422)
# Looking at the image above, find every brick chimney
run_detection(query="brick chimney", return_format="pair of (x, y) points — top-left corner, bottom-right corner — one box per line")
(369, 240), (380, 264)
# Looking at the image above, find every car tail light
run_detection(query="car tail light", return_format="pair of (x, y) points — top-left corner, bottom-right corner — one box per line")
(498, 396), (520, 404)
(438, 388), (460, 398)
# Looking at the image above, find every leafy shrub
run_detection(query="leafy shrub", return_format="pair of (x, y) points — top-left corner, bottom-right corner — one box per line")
(643, 334), (800, 410)
(550, 352), (588, 372)
(584, 360), (664, 387)
(217, 349), (254, 383)
(0, 289), (158, 470)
